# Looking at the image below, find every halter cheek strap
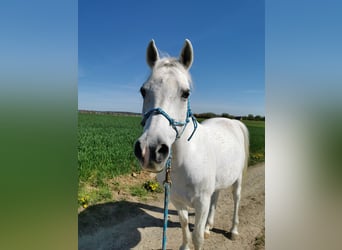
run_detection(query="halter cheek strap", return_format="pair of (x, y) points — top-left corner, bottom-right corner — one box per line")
(141, 100), (198, 141)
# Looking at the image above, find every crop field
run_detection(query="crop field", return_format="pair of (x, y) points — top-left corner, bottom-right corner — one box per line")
(78, 113), (264, 206)
(243, 120), (265, 165)
(78, 113), (142, 183)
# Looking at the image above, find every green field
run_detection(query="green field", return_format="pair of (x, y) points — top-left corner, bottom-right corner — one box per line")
(78, 113), (264, 180)
(242, 120), (265, 165)
(78, 113), (264, 206)
(78, 113), (142, 183)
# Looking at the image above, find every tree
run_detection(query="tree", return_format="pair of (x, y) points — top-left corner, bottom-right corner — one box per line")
(247, 114), (254, 120)
(221, 113), (233, 119)
(255, 115), (262, 121)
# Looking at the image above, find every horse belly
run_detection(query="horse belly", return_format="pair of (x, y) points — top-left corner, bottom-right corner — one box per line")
(203, 120), (246, 189)
(215, 162), (243, 189)
(217, 140), (245, 187)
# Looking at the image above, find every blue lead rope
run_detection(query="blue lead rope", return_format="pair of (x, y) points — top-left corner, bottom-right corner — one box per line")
(162, 155), (172, 250)
(162, 183), (171, 250)
(140, 99), (198, 250)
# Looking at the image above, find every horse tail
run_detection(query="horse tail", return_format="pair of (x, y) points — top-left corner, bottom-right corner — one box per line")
(238, 121), (249, 176)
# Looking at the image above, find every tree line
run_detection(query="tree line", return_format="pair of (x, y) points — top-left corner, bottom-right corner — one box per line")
(193, 112), (265, 121)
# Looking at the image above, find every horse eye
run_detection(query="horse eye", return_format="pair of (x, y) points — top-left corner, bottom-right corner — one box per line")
(181, 90), (190, 99)
(140, 87), (146, 98)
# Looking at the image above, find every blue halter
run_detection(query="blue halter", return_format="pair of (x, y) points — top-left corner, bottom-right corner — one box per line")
(141, 99), (198, 141)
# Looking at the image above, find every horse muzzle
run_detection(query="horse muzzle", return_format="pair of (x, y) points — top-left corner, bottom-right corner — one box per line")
(134, 140), (170, 173)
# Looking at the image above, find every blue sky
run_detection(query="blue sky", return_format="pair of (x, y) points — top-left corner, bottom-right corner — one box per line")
(79, 1), (264, 116)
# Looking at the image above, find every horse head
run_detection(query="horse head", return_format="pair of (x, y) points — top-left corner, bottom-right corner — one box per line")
(134, 39), (194, 172)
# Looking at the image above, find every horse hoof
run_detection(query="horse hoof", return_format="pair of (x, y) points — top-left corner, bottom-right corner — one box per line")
(204, 230), (210, 239)
(228, 232), (239, 241)
(179, 246), (190, 250)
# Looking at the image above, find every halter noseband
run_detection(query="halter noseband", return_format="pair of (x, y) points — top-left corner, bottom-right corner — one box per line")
(141, 99), (198, 141)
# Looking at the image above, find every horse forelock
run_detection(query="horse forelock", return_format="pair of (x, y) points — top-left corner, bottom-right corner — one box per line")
(152, 57), (193, 90)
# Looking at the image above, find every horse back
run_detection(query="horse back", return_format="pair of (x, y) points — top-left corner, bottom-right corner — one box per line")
(201, 117), (247, 145)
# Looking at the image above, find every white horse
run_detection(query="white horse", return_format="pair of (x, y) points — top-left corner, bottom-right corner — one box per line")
(134, 39), (249, 250)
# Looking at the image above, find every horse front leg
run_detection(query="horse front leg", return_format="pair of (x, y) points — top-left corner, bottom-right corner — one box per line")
(177, 209), (191, 250)
(193, 197), (210, 250)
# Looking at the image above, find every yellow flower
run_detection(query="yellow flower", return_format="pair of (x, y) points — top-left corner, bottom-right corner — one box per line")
(83, 204), (88, 208)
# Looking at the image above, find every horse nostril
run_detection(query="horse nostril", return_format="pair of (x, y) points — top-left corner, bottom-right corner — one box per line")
(155, 144), (169, 163)
(158, 144), (169, 155)
(135, 141), (169, 165)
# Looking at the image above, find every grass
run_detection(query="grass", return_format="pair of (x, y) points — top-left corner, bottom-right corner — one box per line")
(78, 113), (142, 183)
(129, 185), (149, 198)
(78, 183), (112, 209)
(78, 113), (265, 208)
(242, 120), (265, 165)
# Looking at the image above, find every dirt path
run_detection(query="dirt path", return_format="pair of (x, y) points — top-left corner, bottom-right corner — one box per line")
(79, 163), (264, 250)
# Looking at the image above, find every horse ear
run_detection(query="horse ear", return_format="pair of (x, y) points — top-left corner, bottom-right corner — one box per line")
(179, 39), (193, 70)
(146, 39), (159, 68)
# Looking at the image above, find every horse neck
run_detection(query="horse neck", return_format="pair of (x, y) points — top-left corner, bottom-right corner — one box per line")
(172, 119), (202, 160)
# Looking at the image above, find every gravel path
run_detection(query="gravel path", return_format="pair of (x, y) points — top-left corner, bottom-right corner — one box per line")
(79, 163), (264, 250)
